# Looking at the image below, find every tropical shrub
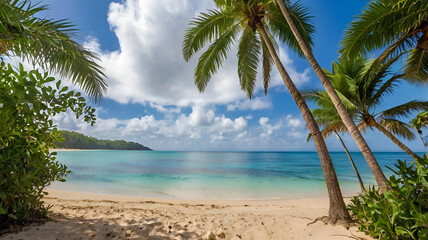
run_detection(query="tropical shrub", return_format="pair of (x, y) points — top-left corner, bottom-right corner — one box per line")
(349, 154), (428, 240)
(0, 62), (95, 229)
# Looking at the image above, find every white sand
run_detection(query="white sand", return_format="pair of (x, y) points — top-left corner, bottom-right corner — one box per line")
(1, 189), (373, 240)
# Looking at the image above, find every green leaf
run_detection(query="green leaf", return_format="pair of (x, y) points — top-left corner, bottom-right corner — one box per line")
(60, 86), (69, 92)
(0, 207), (7, 215)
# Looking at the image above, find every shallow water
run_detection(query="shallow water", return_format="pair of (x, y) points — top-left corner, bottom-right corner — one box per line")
(49, 151), (418, 199)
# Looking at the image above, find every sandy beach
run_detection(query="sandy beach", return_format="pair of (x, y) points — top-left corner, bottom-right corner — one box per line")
(1, 189), (373, 240)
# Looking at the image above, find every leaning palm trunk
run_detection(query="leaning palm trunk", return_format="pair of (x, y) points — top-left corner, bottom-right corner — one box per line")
(334, 131), (366, 192)
(274, 0), (389, 191)
(418, 133), (428, 153)
(372, 121), (422, 161)
(415, 128), (428, 152)
(256, 22), (351, 224)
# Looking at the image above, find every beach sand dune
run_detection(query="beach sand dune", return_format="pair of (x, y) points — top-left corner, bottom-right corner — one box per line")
(2, 190), (372, 240)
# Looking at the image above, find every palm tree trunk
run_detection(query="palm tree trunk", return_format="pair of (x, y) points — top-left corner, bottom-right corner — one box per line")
(256, 22), (351, 224)
(334, 131), (366, 192)
(274, 0), (389, 192)
(373, 121), (423, 161)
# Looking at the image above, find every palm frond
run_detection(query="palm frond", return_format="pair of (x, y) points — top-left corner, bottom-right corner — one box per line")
(182, 9), (239, 62)
(404, 48), (428, 83)
(261, 31), (273, 95)
(311, 108), (342, 127)
(340, 0), (428, 57)
(266, 0), (315, 58)
(378, 118), (415, 140)
(194, 23), (240, 92)
(371, 33), (417, 69)
(369, 73), (403, 107)
(301, 88), (326, 103)
(307, 125), (343, 142)
(381, 100), (428, 119)
(0, 0), (106, 101)
(238, 26), (261, 98)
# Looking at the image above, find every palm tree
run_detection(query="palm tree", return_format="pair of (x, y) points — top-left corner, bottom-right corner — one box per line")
(272, 0), (389, 191)
(0, 0), (106, 100)
(410, 111), (428, 151)
(305, 57), (427, 161)
(340, 0), (428, 83)
(305, 99), (366, 192)
(182, 0), (351, 223)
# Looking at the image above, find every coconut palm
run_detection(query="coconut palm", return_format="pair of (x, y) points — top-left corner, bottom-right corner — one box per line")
(340, 0), (428, 83)
(306, 104), (366, 192)
(0, 0), (106, 101)
(305, 57), (427, 161)
(272, 0), (389, 191)
(410, 111), (428, 151)
(182, 0), (351, 223)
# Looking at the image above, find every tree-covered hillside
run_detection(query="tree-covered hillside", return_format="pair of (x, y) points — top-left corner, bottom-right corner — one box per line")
(55, 130), (152, 150)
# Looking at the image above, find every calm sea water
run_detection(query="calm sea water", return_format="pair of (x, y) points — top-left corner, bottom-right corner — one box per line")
(49, 151), (419, 199)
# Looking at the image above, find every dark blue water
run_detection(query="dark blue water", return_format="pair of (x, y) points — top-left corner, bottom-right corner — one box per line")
(49, 151), (418, 199)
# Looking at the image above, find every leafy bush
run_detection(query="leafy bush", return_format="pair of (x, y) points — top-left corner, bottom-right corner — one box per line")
(0, 63), (95, 229)
(349, 154), (428, 240)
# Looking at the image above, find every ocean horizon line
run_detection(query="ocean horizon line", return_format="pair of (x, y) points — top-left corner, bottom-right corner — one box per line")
(53, 149), (427, 154)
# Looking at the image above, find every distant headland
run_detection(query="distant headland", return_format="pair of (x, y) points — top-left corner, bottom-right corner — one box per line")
(54, 130), (152, 151)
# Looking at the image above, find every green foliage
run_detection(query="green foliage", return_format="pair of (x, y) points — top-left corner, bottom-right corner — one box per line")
(349, 155), (428, 240)
(55, 130), (152, 151)
(0, 62), (95, 229)
(303, 56), (428, 142)
(340, 0), (428, 83)
(410, 111), (428, 131)
(0, 0), (107, 100)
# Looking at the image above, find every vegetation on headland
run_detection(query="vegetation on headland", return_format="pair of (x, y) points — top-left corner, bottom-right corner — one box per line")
(55, 130), (152, 151)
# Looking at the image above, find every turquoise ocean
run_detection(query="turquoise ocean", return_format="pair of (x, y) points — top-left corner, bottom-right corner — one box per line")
(49, 151), (419, 199)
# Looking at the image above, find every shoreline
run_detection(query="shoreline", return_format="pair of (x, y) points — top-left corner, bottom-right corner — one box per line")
(51, 149), (425, 153)
(44, 189), (343, 204)
(3, 189), (373, 240)
(46, 187), (363, 201)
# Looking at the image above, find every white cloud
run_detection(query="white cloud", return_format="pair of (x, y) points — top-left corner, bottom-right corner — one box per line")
(259, 117), (281, 139)
(54, 105), (250, 150)
(149, 102), (181, 114)
(83, 0), (311, 109)
(226, 97), (273, 111)
(284, 114), (306, 139)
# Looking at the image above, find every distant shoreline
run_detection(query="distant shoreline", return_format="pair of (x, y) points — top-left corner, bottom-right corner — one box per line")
(51, 148), (143, 151)
(50, 149), (425, 154)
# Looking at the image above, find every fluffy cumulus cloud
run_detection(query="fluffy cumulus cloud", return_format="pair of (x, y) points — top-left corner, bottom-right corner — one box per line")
(86, 0), (311, 108)
(53, 106), (313, 151)
(54, 105), (252, 150)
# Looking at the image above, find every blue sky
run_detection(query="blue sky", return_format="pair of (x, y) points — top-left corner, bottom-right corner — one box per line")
(42, 0), (427, 151)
